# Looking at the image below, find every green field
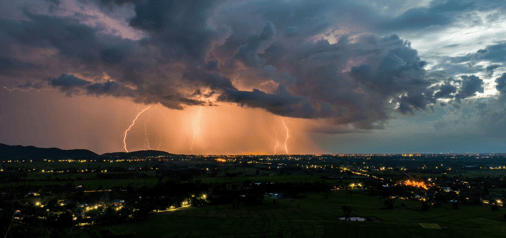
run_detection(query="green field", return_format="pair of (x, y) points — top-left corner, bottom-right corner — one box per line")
(76, 191), (506, 238)
(200, 175), (333, 184)
(1, 172), (361, 190)
(0, 171), (160, 189)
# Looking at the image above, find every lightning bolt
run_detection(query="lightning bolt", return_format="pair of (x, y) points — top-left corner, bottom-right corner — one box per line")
(3, 86), (52, 92)
(122, 106), (151, 153)
(144, 110), (152, 150)
(274, 130), (280, 154)
(282, 118), (289, 154)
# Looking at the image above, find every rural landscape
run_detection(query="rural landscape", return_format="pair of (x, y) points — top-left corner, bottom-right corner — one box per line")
(1, 144), (506, 237)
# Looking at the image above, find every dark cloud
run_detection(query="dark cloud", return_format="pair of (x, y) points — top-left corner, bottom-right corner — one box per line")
(225, 32), (434, 127)
(126, 0), (222, 61)
(224, 32), (436, 127)
(48, 74), (202, 109)
(44, 0), (61, 5)
(13, 13), (100, 62)
(218, 86), (334, 119)
(449, 42), (506, 66)
(486, 65), (500, 78)
(99, 48), (126, 65)
(85, 81), (130, 97)
(183, 70), (236, 92)
(0, 57), (41, 77)
(260, 41), (286, 67)
(50, 74), (137, 98)
(377, 0), (474, 31)
(444, 44), (460, 48)
(430, 42), (506, 85)
(99, 0), (138, 6)
(308, 124), (359, 135)
(434, 83), (457, 99)
(50, 74), (89, 87)
(204, 60), (219, 71)
(234, 21), (276, 68)
(455, 75), (484, 100)
(3, 0), (489, 133)
(398, 94), (428, 114)
(496, 73), (506, 94)
(481, 42), (506, 63)
(50, 74), (91, 94)
(283, 26), (298, 37)
(347, 37), (432, 116)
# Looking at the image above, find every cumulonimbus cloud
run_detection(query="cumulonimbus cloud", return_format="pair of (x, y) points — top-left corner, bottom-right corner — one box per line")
(1, 0), (500, 133)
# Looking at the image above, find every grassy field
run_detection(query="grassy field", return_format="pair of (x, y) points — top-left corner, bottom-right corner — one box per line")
(0, 171), (160, 189)
(457, 170), (506, 178)
(1, 173), (361, 190)
(78, 191), (506, 238)
(0, 178), (162, 189)
(199, 175), (328, 184)
(1, 161), (161, 170)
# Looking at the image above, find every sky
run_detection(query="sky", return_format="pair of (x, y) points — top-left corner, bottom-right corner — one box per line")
(1, 0), (506, 155)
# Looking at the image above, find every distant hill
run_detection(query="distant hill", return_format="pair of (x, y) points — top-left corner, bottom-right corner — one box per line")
(0, 143), (177, 160)
(101, 150), (176, 159)
(0, 143), (98, 160)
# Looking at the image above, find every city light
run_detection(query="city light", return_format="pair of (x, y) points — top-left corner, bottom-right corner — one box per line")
(402, 180), (431, 190)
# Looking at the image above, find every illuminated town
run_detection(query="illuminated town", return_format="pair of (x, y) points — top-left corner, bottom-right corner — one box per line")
(1, 148), (506, 236)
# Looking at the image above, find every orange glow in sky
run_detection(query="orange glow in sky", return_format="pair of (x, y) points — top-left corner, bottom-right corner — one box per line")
(191, 106), (203, 154)
(0, 88), (323, 155)
(274, 130), (280, 154)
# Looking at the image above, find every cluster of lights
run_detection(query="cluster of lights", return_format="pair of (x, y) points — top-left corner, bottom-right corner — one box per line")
(402, 180), (431, 190)
(85, 204), (102, 211)
(349, 183), (363, 189)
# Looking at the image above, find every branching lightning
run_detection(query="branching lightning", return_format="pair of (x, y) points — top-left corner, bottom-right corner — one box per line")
(144, 110), (152, 150)
(122, 106), (151, 153)
(3, 86), (52, 92)
(274, 130), (280, 154)
(282, 118), (289, 154)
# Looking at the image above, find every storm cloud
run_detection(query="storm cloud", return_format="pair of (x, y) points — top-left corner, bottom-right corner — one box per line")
(1, 0), (502, 134)
(455, 75), (484, 100)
